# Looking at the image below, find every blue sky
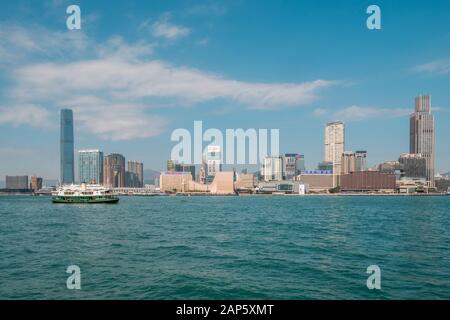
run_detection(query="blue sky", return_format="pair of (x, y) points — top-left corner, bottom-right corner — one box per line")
(0, 0), (450, 180)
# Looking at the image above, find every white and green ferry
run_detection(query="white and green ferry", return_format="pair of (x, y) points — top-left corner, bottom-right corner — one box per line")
(52, 183), (119, 204)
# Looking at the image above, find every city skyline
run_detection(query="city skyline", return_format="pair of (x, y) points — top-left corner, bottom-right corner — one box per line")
(1, 0), (450, 179)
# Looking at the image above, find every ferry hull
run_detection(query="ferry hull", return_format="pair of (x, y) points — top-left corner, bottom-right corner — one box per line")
(52, 196), (119, 204)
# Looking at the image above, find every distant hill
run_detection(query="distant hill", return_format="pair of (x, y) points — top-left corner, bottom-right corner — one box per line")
(144, 169), (161, 184)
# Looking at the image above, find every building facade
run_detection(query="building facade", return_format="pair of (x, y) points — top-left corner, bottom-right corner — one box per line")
(30, 176), (43, 191)
(325, 121), (345, 186)
(341, 150), (367, 174)
(341, 151), (356, 174)
(355, 151), (368, 171)
(6, 175), (28, 189)
(340, 171), (396, 191)
(203, 145), (222, 183)
(60, 109), (74, 185)
(284, 154), (305, 180)
(78, 149), (104, 184)
(167, 159), (176, 172)
(298, 170), (333, 192)
(410, 95), (435, 185)
(175, 164), (196, 181)
(103, 153), (126, 188)
(261, 156), (284, 181)
(127, 160), (144, 187)
(318, 161), (333, 171)
(399, 153), (427, 179)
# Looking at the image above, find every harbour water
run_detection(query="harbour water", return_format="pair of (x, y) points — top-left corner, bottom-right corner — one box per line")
(0, 195), (449, 299)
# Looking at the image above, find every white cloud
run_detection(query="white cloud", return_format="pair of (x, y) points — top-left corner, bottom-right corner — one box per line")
(12, 59), (336, 110)
(0, 24), (88, 66)
(151, 14), (191, 39)
(413, 57), (450, 75)
(313, 105), (411, 122)
(0, 104), (53, 128)
(59, 97), (168, 141)
(0, 24), (338, 140)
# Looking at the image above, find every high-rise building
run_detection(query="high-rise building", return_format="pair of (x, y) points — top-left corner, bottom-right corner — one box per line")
(78, 150), (104, 184)
(325, 121), (345, 186)
(399, 153), (427, 179)
(203, 145), (222, 183)
(6, 175), (28, 190)
(261, 156), (284, 181)
(355, 151), (368, 172)
(341, 150), (367, 174)
(341, 151), (356, 175)
(30, 176), (43, 191)
(127, 160), (144, 187)
(410, 95), (435, 185)
(103, 153), (126, 188)
(167, 159), (176, 172)
(296, 155), (306, 173)
(284, 154), (305, 180)
(60, 109), (74, 185)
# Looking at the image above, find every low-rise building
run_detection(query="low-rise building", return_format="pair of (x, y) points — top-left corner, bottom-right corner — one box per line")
(160, 171), (235, 195)
(257, 181), (308, 195)
(340, 171), (396, 192)
(235, 173), (256, 192)
(159, 172), (192, 193)
(298, 170), (333, 192)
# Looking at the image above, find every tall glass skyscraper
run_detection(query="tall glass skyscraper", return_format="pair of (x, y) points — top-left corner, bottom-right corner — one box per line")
(78, 150), (104, 184)
(410, 95), (435, 185)
(60, 109), (74, 185)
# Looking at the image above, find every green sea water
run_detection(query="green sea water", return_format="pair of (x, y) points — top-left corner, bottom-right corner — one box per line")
(0, 195), (449, 299)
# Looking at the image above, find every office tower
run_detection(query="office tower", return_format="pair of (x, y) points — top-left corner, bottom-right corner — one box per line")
(296, 155), (306, 173)
(318, 161), (333, 171)
(261, 156), (284, 181)
(341, 151), (356, 174)
(167, 159), (176, 172)
(125, 171), (139, 188)
(175, 163), (196, 181)
(355, 151), (368, 172)
(325, 121), (345, 186)
(103, 153), (126, 188)
(5, 175), (28, 189)
(60, 109), (74, 184)
(202, 145), (222, 183)
(30, 176), (43, 191)
(78, 150), (104, 184)
(410, 95), (435, 185)
(284, 154), (304, 180)
(127, 160), (144, 187)
(341, 150), (367, 174)
(399, 153), (427, 179)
